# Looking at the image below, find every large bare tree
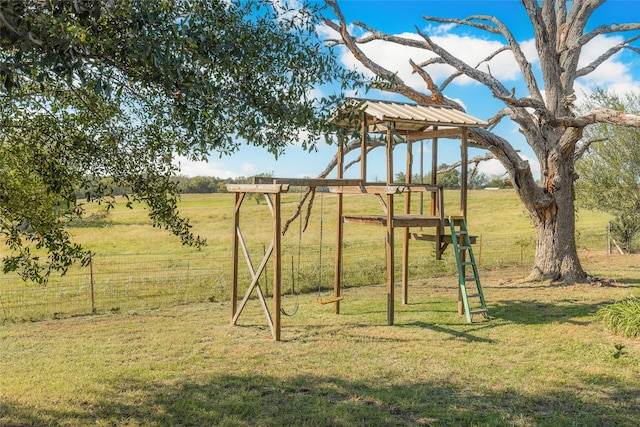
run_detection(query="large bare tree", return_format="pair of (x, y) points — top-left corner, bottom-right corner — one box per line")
(324, 0), (640, 283)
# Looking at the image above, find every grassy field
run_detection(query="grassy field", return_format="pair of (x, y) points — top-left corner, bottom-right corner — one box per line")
(0, 190), (615, 321)
(1, 255), (639, 426)
(1, 190), (639, 426)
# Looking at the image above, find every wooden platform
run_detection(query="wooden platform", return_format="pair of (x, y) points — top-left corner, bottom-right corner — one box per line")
(343, 214), (443, 228)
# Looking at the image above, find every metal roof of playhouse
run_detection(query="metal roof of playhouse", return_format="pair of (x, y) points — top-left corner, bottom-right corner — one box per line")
(332, 98), (488, 137)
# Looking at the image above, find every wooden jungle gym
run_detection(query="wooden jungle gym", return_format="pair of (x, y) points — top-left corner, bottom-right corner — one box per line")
(227, 98), (489, 340)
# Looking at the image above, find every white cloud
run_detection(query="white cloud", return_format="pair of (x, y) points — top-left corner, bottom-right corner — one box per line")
(477, 158), (507, 177)
(242, 162), (258, 175)
(477, 154), (541, 182)
(575, 34), (640, 96)
(174, 156), (242, 178)
(519, 38), (539, 65)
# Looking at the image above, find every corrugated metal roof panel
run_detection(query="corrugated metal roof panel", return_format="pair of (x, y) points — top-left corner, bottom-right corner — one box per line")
(333, 98), (487, 131)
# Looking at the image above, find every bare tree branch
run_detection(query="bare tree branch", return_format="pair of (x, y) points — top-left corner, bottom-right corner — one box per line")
(422, 14), (543, 102)
(555, 108), (640, 128)
(438, 152), (496, 173)
(576, 34), (640, 78)
(414, 26), (511, 99)
(437, 46), (510, 94)
(487, 109), (513, 130)
(574, 137), (606, 161)
(577, 22), (640, 47)
(323, 1), (437, 104)
(409, 59), (444, 104)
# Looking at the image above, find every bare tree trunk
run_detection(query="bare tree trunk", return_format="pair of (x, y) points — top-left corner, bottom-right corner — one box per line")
(519, 151), (587, 283)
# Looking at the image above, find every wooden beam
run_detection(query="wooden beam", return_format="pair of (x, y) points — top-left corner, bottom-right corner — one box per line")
(386, 123), (395, 325)
(407, 127), (462, 141)
(252, 177), (363, 187)
(226, 184), (289, 193)
(327, 185), (406, 195)
(402, 139), (412, 305)
(386, 122), (394, 185)
(273, 192), (282, 341)
(334, 140), (345, 314)
(361, 111), (367, 181)
(461, 127), (469, 218)
(231, 241), (274, 326)
(230, 192), (242, 323)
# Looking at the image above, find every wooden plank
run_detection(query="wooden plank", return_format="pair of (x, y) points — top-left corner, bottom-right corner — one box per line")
(327, 185), (405, 195)
(318, 296), (343, 305)
(375, 194), (388, 215)
(407, 127), (462, 141)
(342, 214), (445, 228)
(361, 111), (367, 181)
(460, 127), (468, 218)
(252, 177), (363, 187)
(402, 184), (442, 193)
(393, 215), (443, 228)
(403, 139), (412, 305)
(226, 184), (290, 193)
(386, 123), (394, 185)
(386, 193), (394, 326)
(334, 140), (344, 315)
(230, 192), (241, 323)
(231, 241), (274, 326)
(273, 192), (282, 341)
(343, 215), (387, 226)
(431, 132), (438, 216)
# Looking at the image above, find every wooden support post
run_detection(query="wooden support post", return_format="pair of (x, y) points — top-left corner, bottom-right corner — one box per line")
(458, 128), (469, 316)
(419, 140), (424, 215)
(387, 192), (395, 325)
(460, 127), (468, 218)
(273, 192), (282, 341)
(431, 132), (444, 260)
(402, 138), (412, 305)
(386, 124), (395, 325)
(430, 130), (438, 216)
(334, 140), (345, 314)
(361, 112), (368, 181)
(230, 192), (243, 323)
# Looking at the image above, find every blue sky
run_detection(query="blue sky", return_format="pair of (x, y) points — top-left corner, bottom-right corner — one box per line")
(175, 0), (640, 181)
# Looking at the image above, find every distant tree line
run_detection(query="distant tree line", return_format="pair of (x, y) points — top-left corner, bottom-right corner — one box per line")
(395, 164), (508, 189)
(74, 176), (258, 199)
(173, 176), (238, 194)
(75, 169), (511, 200)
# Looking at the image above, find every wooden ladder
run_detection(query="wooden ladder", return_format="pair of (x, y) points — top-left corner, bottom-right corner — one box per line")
(449, 217), (489, 323)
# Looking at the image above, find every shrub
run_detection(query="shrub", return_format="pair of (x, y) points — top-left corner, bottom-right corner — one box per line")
(596, 297), (640, 338)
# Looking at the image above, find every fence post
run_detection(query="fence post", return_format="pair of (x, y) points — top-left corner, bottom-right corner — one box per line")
(90, 253), (96, 314)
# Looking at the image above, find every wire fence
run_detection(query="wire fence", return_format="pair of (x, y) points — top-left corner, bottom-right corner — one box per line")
(0, 233), (611, 323)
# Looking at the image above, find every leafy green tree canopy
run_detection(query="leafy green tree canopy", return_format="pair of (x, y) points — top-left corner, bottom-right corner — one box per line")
(576, 89), (640, 252)
(0, 0), (359, 282)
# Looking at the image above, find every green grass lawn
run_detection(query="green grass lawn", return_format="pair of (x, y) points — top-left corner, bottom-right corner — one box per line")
(1, 261), (639, 426)
(1, 189), (639, 426)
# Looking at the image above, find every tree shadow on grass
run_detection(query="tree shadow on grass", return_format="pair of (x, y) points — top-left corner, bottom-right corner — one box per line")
(489, 300), (600, 325)
(2, 372), (638, 426)
(399, 321), (498, 343)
